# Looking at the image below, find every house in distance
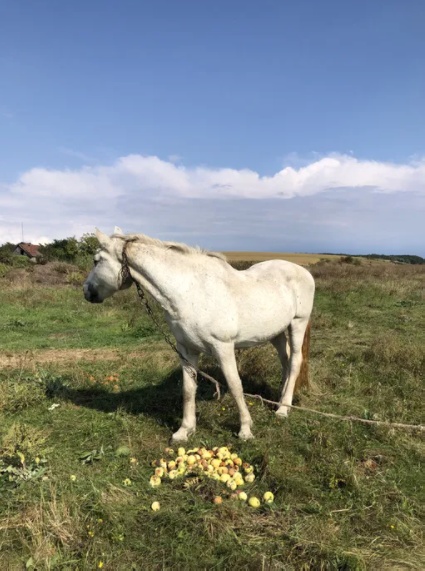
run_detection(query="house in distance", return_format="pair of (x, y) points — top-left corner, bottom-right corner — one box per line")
(14, 242), (41, 262)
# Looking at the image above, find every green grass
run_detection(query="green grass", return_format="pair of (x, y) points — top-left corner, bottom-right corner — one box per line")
(0, 261), (424, 570)
(0, 285), (160, 351)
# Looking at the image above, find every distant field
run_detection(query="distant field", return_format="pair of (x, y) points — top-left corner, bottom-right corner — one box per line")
(223, 251), (339, 264)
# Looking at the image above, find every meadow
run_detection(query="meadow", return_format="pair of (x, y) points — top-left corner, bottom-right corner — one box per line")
(0, 257), (424, 570)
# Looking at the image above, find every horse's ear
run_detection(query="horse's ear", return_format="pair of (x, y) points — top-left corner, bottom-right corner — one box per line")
(95, 228), (111, 249)
(114, 226), (123, 235)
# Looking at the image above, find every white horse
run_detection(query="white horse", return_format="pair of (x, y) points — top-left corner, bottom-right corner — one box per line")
(83, 227), (315, 442)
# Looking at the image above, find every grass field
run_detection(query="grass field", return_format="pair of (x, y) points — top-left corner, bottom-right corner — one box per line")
(0, 257), (424, 570)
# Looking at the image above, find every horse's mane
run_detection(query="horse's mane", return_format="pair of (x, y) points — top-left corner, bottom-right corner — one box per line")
(114, 233), (227, 262)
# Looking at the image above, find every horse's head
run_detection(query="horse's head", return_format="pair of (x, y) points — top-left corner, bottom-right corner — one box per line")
(83, 227), (133, 304)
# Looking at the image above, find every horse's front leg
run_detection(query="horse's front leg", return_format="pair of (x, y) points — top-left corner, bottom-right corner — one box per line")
(213, 342), (254, 440)
(171, 344), (199, 443)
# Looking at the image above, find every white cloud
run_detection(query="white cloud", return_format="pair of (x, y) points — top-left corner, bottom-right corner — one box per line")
(7, 153), (425, 203)
(0, 153), (424, 253)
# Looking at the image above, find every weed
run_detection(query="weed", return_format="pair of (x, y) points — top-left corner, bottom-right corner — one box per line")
(1, 423), (50, 461)
(0, 378), (45, 413)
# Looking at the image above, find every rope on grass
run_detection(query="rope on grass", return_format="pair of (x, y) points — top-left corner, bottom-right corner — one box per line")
(180, 360), (424, 432)
(243, 392), (425, 432)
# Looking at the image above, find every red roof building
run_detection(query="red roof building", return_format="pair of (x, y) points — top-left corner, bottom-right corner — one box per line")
(14, 242), (41, 259)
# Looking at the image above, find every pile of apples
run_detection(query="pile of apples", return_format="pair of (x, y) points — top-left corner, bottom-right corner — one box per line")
(149, 446), (274, 507)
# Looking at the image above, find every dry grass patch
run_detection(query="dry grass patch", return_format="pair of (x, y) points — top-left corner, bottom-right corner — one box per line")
(0, 346), (176, 369)
(310, 260), (425, 297)
(365, 334), (425, 375)
(0, 486), (85, 568)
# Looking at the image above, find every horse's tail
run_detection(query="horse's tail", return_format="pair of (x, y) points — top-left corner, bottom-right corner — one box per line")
(294, 320), (311, 393)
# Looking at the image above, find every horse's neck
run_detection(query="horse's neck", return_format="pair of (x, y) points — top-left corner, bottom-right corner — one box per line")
(127, 243), (193, 316)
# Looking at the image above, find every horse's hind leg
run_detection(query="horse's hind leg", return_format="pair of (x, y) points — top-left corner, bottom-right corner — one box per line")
(271, 331), (289, 393)
(172, 344), (199, 442)
(213, 342), (254, 440)
(276, 317), (309, 417)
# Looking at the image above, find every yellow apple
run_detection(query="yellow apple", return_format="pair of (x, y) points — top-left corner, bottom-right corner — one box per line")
(248, 496), (261, 508)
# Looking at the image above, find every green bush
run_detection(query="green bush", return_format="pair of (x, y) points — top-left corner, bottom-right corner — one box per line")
(38, 234), (99, 264)
(0, 242), (15, 263)
(10, 256), (32, 268)
(0, 262), (9, 277)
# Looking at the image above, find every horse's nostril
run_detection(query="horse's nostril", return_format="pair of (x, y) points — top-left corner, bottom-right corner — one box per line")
(84, 283), (94, 301)
(84, 283), (103, 304)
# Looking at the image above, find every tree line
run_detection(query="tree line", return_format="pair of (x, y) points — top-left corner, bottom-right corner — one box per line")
(0, 237), (423, 266)
(320, 253), (424, 265)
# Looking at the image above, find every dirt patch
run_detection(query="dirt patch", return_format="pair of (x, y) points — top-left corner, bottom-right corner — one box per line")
(0, 348), (121, 368)
(0, 346), (177, 369)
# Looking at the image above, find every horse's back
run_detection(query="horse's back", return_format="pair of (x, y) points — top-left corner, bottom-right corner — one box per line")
(218, 260), (314, 346)
(240, 260), (315, 313)
(242, 259), (312, 281)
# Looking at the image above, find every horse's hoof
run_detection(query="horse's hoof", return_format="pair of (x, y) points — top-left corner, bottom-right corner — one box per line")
(238, 430), (254, 440)
(276, 406), (289, 418)
(171, 431), (188, 443)
(171, 427), (195, 443)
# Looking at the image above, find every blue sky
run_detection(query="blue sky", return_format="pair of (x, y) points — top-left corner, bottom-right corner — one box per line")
(1, 0), (424, 254)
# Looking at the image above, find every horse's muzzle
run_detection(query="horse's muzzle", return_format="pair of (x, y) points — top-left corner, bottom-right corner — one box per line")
(83, 283), (103, 304)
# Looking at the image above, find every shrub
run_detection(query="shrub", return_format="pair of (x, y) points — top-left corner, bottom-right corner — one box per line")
(0, 242), (15, 263)
(10, 256), (32, 269)
(338, 255), (361, 265)
(0, 262), (9, 277)
(67, 271), (85, 286)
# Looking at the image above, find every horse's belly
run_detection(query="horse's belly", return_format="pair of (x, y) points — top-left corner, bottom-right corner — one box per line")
(234, 321), (288, 348)
(235, 339), (269, 349)
(234, 297), (295, 346)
